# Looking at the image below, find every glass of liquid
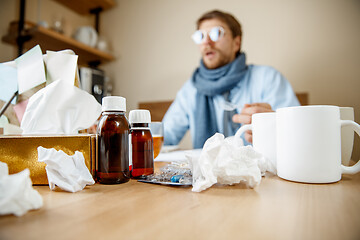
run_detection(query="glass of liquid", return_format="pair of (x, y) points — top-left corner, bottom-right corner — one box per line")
(150, 122), (164, 159)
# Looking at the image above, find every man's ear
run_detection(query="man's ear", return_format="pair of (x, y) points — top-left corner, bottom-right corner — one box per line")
(233, 35), (241, 53)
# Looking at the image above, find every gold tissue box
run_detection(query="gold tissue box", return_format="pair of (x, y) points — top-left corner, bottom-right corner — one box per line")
(0, 134), (97, 185)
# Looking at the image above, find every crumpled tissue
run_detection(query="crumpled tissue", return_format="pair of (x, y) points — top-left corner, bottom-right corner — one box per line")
(189, 133), (269, 192)
(37, 146), (95, 192)
(0, 162), (43, 217)
(21, 79), (101, 134)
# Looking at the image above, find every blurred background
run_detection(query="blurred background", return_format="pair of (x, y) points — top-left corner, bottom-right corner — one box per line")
(1, 0), (359, 159)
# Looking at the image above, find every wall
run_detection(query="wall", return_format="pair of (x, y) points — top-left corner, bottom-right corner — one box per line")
(1, 0), (359, 158)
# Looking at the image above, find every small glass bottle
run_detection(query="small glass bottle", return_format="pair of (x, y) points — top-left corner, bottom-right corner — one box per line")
(97, 96), (130, 184)
(129, 109), (154, 178)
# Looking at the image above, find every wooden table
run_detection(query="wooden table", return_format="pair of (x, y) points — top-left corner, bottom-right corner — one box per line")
(1, 163), (360, 240)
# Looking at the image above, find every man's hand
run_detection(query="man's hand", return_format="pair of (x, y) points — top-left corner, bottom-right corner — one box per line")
(232, 103), (274, 143)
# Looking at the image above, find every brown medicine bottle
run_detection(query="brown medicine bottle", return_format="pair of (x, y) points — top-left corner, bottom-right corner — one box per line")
(97, 96), (130, 184)
(129, 110), (154, 178)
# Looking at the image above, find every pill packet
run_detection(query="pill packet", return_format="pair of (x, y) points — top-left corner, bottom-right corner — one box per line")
(137, 161), (192, 186)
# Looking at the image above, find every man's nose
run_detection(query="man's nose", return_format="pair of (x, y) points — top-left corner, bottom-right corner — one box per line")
(203, 34), (214, 45)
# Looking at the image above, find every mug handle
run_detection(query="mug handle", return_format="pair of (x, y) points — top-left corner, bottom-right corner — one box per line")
(341, 120), (360, 174)
(235, 124), (252, 139)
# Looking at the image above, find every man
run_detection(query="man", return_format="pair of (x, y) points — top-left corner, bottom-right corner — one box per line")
(163, 10), (299, 148)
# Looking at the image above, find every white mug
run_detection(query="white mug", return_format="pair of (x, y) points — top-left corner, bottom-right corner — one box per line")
(235, 112), (277, 174)
(276, 105), (360, 183)
(340, 107), (355, 166)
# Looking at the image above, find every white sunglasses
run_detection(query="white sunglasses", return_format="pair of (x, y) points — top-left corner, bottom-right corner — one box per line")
(191, 26), (225, 44)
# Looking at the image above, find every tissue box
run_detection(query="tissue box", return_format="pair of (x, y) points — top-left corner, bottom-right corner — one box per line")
(0, 134), (97, 185)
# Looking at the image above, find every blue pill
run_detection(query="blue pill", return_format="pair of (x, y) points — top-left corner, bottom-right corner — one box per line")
(171, 175), (184, 183)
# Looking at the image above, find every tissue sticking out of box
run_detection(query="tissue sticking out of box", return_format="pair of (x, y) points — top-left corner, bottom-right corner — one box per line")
(3, 46), (80, 98)
(1, 45), (86, 135)
(21, 80), (101, 134)
(189, 133), (269, 192)
(43, 50), (79, 86)
(37, 146), (95, 193)
(15, 45), (46, 94)
(0, 161), (43, 217)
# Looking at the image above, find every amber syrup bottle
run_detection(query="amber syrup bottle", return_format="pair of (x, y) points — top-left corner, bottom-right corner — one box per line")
(129, 110), (154, 178)
(97, 96), (130, 184)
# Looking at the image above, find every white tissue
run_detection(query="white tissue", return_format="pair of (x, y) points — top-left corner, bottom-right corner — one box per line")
(21, 80), (101, 134)
(37, 146), (95, 193)
(15, 45), (46, 94)
(0, 162), (43, 217)
(189, 133), (268, 192)
(43, 50), (79, 86)
(0, 161), (8, 177)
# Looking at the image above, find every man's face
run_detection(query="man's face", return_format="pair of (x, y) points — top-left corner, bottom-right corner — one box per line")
(198, 18), (241, 69)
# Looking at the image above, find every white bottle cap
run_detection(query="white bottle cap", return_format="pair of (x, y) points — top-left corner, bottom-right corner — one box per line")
(102, 96), (126, 112)
(129, 109), (151, 123)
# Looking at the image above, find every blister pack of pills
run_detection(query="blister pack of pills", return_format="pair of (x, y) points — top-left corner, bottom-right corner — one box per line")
(138, 161), (192, 186)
